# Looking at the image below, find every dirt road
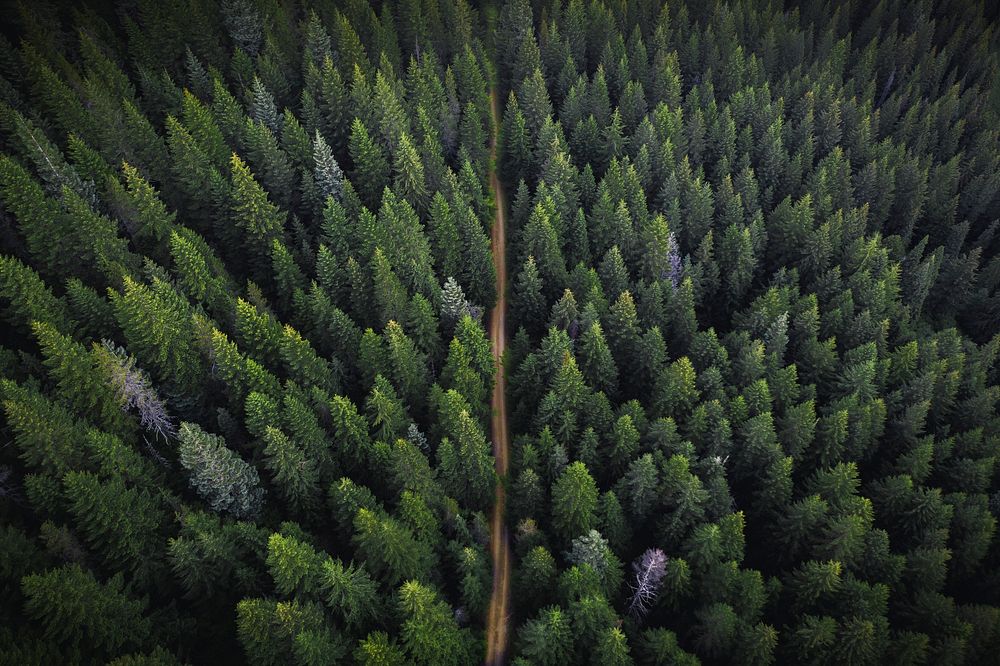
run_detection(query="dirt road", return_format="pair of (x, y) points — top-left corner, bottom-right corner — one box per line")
(484, 86), (511, 666)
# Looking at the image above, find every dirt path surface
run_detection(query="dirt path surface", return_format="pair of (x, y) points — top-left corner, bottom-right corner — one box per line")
(484, 86), (511, 666)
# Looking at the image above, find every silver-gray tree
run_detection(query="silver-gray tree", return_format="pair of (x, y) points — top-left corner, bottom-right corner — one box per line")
(313, 130), (344, 203)
(627, 548), (667, 618)
(97, 340), (176, 443)
(178, 422), (264, 519)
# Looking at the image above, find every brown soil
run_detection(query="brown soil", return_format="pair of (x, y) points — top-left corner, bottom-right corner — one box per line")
(484, 86), (511, 666)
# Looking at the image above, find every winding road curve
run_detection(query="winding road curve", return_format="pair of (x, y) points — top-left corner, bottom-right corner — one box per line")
(484, 86), (511, 666)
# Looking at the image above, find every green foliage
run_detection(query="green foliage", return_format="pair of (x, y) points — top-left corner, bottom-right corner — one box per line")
(552, 462), (599, 543)
(352, 508), (434, 586)
(229, 153), (286, 266)
(22, 565), (151, 657)
(1, 2), (1000, 664)
(178, 421), (264, 519)
(397, 580), (476, 665)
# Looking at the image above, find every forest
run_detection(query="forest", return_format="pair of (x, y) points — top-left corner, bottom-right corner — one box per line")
(0, 0), (998, 664)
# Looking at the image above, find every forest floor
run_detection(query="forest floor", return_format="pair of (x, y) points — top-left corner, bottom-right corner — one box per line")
(484, 86), (511, 666)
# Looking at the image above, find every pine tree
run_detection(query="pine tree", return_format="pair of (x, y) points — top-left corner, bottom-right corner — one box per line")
(235, 597), (345, 665)
(0, 255), (72, 335)
(178, 422), (264, 519)
(457, 204), (497, 310)
(519, 68), (553, 138)
(249, 76), (280, 133)
(393, 132), (428, 214)
(552, 461), (599, 543)
(109, 276), (203, 394)
(355, 632), (406, 666)
(262, 427), (320, 514)
(63, 468), (164, 581)
(330, 395), (374, 472)
(312, 130), (343, 204)
(441, 276), (473, 331)
(594, 627), (634, 666)
(428, 194), (463, 282)
(513, 256), (547, 336)
(265, 531), (325, 597)
(280, 323), (339, 394)
(518, 606), (574, 666)
(501, 93), (533, 185)
(352, 508), (433, 586)
(0, 378), (89, 474)
(22, 565), (151, 657)
(349, 118), (390, 209)
(522, 201), (568, 299)
(229, 153), (286, 266)
(32, 321), (125, 432)
(321, 557), (381, 630)
(0, 155), (80, 279)
(182, 89), (230, 171)
(113, 162), (177, 250)
(365, 375), (409, 444)
(436, 389), (495, 510)
(243, 119), (295, 210)
(384, 320), (429, 409)
(442, 337), (486, 420)
(372, 248), (410, 327)
(398, 580), (476, 665)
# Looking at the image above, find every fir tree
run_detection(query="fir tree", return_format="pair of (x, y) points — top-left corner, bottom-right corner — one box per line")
(178, 422), (264, 519)
(312, 130), (343, 203)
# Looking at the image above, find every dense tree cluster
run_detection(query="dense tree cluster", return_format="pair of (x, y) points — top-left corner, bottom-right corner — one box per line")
(1, 0), (999, 664)
(497, 0), (1000, 664)
(0, 0), (498, 663)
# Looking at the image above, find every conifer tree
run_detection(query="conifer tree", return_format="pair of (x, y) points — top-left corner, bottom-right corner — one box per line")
(178, 422), (264, 519)
(398, 580), (476, 665)
(63, 468), (164, 581)
(262, 427), (320, 514)
(393, 132), (428, 214)
(312, 130), (343, 204)
(552, 461), (599, 543)
(441, 276), (473, 330)
(243, 119), (295, 209)
(349, 118), (390, 209)
(110, 276), (203, 394)
(229, 153), (286, 267)
(22, 565), (151, 657)
(518, 606), (574, 666)
(249, 76), (280, 133)
(353, 509), (433, 586)
(366, 375), (409, 444)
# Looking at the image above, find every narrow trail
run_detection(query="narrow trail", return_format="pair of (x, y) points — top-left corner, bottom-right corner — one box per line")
(484, 86), (511, 666)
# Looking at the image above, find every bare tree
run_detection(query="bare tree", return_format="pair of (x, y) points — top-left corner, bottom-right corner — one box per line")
(97, 340), (177, 444)
(627, 548), (667, 619)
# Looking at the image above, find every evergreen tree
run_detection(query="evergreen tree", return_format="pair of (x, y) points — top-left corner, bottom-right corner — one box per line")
(398, 580), (476, 665)
(512, 258), (546, 339)
(552, 461), (599, 543)
(63, 467), (164, 581)
(393, 132), (429, 214)
(249, 76), (280, 133)
(349, 118), (390, 209)
(353, 509), (433, 586)
(229, 154), (286, 267)
(436, 388), (495, 510)
(518, 606), (574, 666)
(262, 427), (320, 514)
(312, 130), (343, 204)
(22, 565), (151, 657)
(178, 422), (264, 519)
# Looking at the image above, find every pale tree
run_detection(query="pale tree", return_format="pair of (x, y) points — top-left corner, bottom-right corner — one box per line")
(627, 548), (667, 619)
